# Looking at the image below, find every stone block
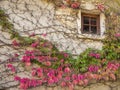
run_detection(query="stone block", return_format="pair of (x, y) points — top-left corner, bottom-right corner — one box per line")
(29, 86), (46, 90)
(82, 87), (90, 90)
(74, 85), (84, 90)
(46, 87), (53, 90)
(112, 87), (117, 90)
(89, 85), (111, 90)
(53, 86), (68, 90)
(117, 86), (120, 90)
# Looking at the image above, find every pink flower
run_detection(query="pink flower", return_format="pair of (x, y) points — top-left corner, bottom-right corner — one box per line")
(64, 67), (71, 73)
(72, 74), (77, 80)
(37, 72), (43, 77)
(52, 76), (59, 83)
(71, 2), (80, 9)
(57, 67), (63, 71)
(107, 62), (119, 71)
(60, 59), (64, 63)
(88, 65), (99, 72)
(29, 32), (35, 37)
(109, 73), (116, 80)
(57, 74), (62, 79)
(14, 53), (19, 57)
(12, 40), (20, 46)
(73, 80), (78, 85)
(14, 76), (21, 81)
(47, 70), (55, 78)
(15, 77), (44, 89)
(68, 83), (74, 90)
(78, 80), (84, 86)
(22, 51), (35, 66)
(83, 79), (88, 86)
(31, 70), (36, 76)
(30, 79), (37, 87)
(37, 80), (42, 85)
(89, 53), (100, 59)
(31, 42), (39, 47)
(61, 81), (66, 87)
(78, 74), (84, 80)
(115, 33), (120, 37)
(65, 76), (70, 81)
(7, 64), (16, 72)
(25, 62), (31, 66)
(93, 74), (99, 80)
(45, 61), (51, 66)
(20, 83), (26, 89)
(37, 68), (43, 77)
(60, 4), (67, 9)
(7, 64), (13, 68)
(97, 4), (105, 12)
(88, 73), (94, 79)
(48, 78), (54, 85)
(42, 33), (47, 37)
(63, 53), (69, 58)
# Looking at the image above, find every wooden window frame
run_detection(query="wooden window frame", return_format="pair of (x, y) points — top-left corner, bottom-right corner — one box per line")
(81, 13), (100, 35)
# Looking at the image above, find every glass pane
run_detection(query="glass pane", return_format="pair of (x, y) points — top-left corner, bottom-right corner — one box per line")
(83, 17), (89, 24)
(91, 18), (97, 25)
(91, 26), (97, 34)
(83, 25), (89, 33)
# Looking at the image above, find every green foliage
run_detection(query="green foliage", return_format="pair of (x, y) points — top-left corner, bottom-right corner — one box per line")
(69, 48), (101, 73)
(0, 8), (21, 39)
(0, 8), (13, 31)
(20, 37), (35, 45)
(102, 29), (120, 60)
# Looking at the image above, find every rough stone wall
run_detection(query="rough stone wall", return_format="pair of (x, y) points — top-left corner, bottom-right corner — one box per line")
(0, 0), (103, 55)
(0, 0), (119, 90)
(0, 28), (29, 89)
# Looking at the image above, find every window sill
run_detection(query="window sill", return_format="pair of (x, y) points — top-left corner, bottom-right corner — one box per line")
(77, 33), (105, 41)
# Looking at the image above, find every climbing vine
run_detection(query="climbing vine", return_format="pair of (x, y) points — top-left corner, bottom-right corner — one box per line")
(0, 1), (120, 90)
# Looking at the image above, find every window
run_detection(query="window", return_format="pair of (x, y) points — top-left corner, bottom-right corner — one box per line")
(81, 14), (100, 34)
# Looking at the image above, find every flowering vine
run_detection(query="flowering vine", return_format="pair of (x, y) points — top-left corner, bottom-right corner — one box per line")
(7, 34), (120, 90)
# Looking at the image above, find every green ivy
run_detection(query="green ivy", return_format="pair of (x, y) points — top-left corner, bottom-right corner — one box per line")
(102, 29), (120, 60)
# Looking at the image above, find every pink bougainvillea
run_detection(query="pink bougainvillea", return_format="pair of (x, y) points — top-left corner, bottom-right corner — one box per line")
(7, 63), (16, 72)
(107, 62), (120, 71)
(12, 40), (20, 46)
(42, 33), (47, 37)
(29, 32), (35, 37)
(14, 76), (42, 90)
(9, 35), (120, 90)
(115, 33), (120, 37)
(97, 4), (105, 12)
(64, 67), (71, 73)
(89, 53), (101, 59)
(71, 2), (80, 9)
(88, 65), (99, 72)
(31, 41), (39, 47)
(22, 50), (36, 66)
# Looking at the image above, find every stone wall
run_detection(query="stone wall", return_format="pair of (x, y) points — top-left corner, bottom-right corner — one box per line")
(0, 1), (120, 90)
(0, 0), (104, 55)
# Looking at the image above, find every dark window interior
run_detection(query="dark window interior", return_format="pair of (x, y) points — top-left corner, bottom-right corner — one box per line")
(82, 14), (100, 34)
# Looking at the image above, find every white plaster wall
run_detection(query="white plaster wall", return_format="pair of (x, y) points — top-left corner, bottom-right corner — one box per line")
(77, 10), (82, 34)
(0, 0), (104, 55)
(100, 13), (106, 36)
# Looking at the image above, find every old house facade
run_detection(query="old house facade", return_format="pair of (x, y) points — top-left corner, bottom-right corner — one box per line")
(0, 0), (106, 55)
(0, 0), (120, 90)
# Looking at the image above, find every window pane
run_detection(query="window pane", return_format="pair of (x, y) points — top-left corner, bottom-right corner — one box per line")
(83, 17), (89, 24)
(91, 18), (97, 25)
(83, 25), (89, 33)
(91, 26), (97, 34)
